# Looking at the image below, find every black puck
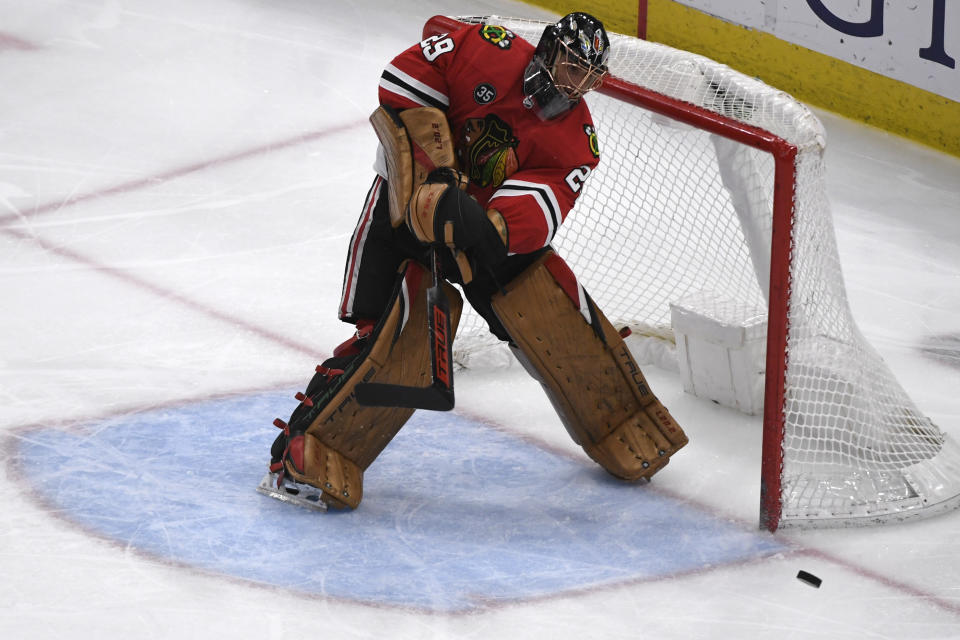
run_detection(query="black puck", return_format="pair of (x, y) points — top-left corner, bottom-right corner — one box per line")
(797, 570), (822, 588)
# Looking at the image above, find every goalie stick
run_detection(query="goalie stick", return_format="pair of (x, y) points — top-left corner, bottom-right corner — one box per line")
(354, 249), (455, 411)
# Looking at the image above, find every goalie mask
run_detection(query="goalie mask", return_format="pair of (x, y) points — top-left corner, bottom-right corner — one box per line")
(522, 12), (610, 120)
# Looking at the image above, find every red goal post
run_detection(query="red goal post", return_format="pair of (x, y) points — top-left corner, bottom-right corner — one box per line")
(423, 15), (960, 531)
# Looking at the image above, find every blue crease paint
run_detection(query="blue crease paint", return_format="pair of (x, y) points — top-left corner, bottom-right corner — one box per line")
(16, 391), (783, 612)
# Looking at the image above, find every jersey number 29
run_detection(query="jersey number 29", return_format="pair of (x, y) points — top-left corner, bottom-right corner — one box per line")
(420, 35), (454, 62)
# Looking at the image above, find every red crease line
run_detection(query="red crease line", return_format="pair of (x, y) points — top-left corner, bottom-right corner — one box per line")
(2, 226), (326, 359)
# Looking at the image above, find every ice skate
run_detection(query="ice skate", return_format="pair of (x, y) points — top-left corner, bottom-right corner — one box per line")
(255, 346), (366, 512)
(256, 471), (328, 512)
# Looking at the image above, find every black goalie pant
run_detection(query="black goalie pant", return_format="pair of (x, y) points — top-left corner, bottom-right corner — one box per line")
(338, 174), (545, 341)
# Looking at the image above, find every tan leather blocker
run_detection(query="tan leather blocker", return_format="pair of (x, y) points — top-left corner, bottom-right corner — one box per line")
(491, 251), (688, 480)
(282, 260), (463, 508)
(369, 105), (461, 228)
(407, 183), (505, 284)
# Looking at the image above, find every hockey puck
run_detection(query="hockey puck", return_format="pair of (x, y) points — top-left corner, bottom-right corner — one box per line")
(796, 570), (822, 588)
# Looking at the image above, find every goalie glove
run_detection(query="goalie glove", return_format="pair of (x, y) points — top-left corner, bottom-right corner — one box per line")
(407, 168), (509, 281)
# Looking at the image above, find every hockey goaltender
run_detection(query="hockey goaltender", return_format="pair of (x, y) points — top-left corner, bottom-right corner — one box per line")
(258, 12), (688, 511)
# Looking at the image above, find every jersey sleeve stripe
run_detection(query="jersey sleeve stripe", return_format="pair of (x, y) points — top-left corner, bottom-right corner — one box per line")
(379, 64), (449, 109)
(491, 180), (562, 246)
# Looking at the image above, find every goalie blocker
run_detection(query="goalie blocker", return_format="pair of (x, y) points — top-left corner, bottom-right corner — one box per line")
(492, 251), (688, 480)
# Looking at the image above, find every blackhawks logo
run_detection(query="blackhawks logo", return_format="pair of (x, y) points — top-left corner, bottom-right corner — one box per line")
(479, 24), (516, 49)
(458, 114), (519, 188)
(584, 124), (600, 158)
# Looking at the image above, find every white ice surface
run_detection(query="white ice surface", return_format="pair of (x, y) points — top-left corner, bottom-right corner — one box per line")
(1, 1), (959, 638)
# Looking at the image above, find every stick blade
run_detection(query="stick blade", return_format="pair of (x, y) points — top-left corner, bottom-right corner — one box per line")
(354, 381), (454, 411)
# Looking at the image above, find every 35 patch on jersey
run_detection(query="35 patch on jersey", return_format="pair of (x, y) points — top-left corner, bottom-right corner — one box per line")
(479, 24), (516, 50)
(458, 114), (519, 189)
(474, 83), (496, 105)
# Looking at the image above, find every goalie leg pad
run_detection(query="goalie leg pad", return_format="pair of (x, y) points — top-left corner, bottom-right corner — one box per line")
(280, 259), (463, 508)
(491, 251), (688, 480)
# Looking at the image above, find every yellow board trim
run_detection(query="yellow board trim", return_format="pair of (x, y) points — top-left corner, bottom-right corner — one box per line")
(520, 0), (959, 157)
(645, 0), (959, 157)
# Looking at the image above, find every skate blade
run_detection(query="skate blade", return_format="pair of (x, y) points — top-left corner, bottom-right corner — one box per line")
(256, 472), (328, 512)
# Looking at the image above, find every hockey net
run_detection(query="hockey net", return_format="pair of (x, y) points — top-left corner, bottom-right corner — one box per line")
(425, 15), (960, 531)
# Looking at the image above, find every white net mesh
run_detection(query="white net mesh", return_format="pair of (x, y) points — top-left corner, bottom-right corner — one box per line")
(445, 16), (960, 528)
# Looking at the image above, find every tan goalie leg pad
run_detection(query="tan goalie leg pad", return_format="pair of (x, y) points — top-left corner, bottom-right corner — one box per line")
(291, 437), (364, 510)
(492, 251), (688, 480)
(283, 260), (463, 508)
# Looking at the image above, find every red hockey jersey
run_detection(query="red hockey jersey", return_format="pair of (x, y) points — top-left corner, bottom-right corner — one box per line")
(378, 22), (601, 255)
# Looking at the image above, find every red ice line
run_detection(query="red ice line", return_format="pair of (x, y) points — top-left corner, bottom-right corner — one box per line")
(0, 32), (38, 51)
(1, 119), (369, 357)
(2, 225), (324, 358)
(0, 122), (368, 227)
(802, 546), (960, 617)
